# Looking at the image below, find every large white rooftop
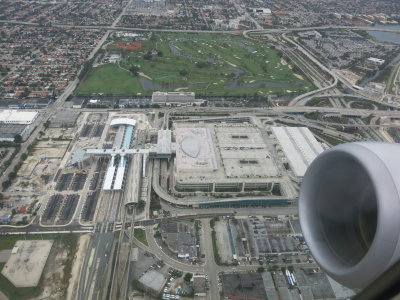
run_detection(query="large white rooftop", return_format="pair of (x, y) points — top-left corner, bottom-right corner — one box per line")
(175, 127), (218, 174)
(0, 110), (38, 124)
(110, 118), (136, 127)
(272, 127), (324, 177)
(173, 123), (281, 185)
(155, 130), (172, 154)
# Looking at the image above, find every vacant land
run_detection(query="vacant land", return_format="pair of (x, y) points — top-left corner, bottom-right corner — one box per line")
(76, 33), (314, 97)
(0, 234), (78, 300)
(134, 228), (148, 246)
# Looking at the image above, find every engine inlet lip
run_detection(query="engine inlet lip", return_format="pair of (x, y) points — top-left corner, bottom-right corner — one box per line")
(299, 142), (400, 289)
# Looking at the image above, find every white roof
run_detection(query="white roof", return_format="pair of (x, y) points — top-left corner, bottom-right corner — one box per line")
(103, 165), (116, 190)
(368, 57), (385, 64)
(0, 110), (38, 123)
(181, 136), (200, 157)
(156, 130), (172, 154)
(113, 166), (125, 190)
(272, 127), (324, 177)
(110, 118), (137, 127)
(86, 148), (148, 155)
(175, 128), (218, 173)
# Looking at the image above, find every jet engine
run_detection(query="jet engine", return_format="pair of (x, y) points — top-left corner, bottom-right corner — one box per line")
(299, 142), (400, 289)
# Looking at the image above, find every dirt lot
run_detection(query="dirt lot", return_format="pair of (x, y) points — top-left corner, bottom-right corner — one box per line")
(31, 140), (70, 158)
(66, 234), (90, 300)
(214, 219), (233, 263)
(32, 234), (79, 300)
(44, 127), (75, 140)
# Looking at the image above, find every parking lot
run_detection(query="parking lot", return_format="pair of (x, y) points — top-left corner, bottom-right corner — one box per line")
(41, 193), (80, 225)
(216, 216), (308, 263)
(55, 173), (88, 191)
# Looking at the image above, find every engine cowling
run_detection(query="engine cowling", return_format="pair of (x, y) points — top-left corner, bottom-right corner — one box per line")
(299, 142), (400, 289)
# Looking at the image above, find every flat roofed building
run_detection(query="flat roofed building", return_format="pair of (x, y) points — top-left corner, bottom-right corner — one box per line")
(272, 127), (324, 177)
(152, 91), (195, 105)
(173, 123), (281, 193)
(138, 270), (167, 292)
(175, 127), (218, 174)
(0, 110), (38, 124)
(367, 57), (385, 65)
(0, 124), (29, 141)
(194, 275), (207, 296)
(150, 129), (172, 158)
(1, 240), (53, 287)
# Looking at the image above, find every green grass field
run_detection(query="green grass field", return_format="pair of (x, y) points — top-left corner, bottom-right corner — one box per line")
(134, 228), (148, 246)
(76, 33), (314, 97)
(75, 64), (141, 95)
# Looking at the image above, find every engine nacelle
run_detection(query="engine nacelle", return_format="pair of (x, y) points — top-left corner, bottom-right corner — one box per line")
(299, 142), (400, 289)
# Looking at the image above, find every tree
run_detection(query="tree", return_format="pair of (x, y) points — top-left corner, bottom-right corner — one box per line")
(144, 52), (152, 61)
(14, 134), (22, 143)
(157, 51), (163, 57)
(184, 273), (193, 282)
(129, 66), (139, 76)
(138, 200), (146, 210)
(196, 61), (208, 68)
(179, 70), (188, 77)
(257, 267), (265, 273)
(44, 120), (50, 129)
(2, 180), (10, 189)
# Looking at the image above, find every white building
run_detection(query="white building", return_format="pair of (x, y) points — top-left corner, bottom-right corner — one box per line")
(272, 127), (324, 177)
(0, 110), (38, 125)
(152, 92), (196, 105)
(367, 57), (385, 65)
(250, 8), (272, 14)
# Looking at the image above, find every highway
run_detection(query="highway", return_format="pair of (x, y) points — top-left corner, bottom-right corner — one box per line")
(2, 11), (400, 300)
(77, 189), (123, 300)
(2, 19), (400, 34)
(152, 159), (294, 206)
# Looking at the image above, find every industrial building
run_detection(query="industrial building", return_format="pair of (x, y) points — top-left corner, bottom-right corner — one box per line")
(161, 222), (198, 259)
(173, 123), (281, 193)
(151, 91), (197, 105)
(0, 124), (29, 141)
(272, 127), (324, 177)
(0, 110), (38, 124)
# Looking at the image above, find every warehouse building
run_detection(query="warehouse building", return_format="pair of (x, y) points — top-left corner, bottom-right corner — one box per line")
(0, 110), (38, 125)
(271, 127), (324, 177)
(0, 124), (29, 141)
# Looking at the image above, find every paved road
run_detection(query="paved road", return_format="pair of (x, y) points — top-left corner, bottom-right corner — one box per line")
(152, 159), (293, 206)
(77, 232), (114, 300)
(132, 219), (317, 300)
(2, 20), (400, 34)
(0, 19), (109, 190)
(201, 219), (220, 299)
